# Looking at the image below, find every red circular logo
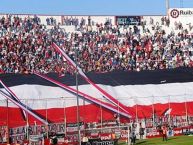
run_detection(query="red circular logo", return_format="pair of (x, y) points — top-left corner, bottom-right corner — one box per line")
(170, 9), (179, 18)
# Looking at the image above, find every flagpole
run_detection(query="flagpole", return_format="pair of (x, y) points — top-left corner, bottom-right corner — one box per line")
(135, 105), (138, 123)
(83, 97), (86, 137)
(75, 41), (81, 145)
(152, 96), (155, 127)
(118, 101), (120, 128)
(45, 98), (48, 139)
(135, 98), (138, 123)
(6, 99), (9, 144)
(25, 99), (29, 141)
(184, 95), (188, 125)
(168, 95), (171, 126)
(100, 99), (103, 134)
(62, 97), (67, 135)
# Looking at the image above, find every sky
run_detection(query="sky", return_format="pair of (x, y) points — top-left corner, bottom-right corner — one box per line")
(0, 0), (193, 15)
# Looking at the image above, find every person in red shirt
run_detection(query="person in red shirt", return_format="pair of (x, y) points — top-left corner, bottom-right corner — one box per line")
(162, 126), (168, 141)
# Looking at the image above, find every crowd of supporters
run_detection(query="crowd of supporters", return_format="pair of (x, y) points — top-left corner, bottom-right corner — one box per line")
(0, 15), (193, 75)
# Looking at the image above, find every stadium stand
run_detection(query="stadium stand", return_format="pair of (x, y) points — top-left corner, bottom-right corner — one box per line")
(0, 15), (193, 75)
(1, 13), (193, 144)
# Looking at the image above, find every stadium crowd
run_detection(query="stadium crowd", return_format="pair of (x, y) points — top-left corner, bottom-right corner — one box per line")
(0, 15), (193, 75)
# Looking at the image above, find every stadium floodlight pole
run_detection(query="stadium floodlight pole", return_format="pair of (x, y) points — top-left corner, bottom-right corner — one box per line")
(74, 41), (81, 145)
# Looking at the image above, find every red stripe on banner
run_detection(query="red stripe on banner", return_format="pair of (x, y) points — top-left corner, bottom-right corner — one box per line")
(34, 73), (131, 118)
(1, 102), (193, 127)
(0, 104), (126, 128)
(52, 42), (130, 115)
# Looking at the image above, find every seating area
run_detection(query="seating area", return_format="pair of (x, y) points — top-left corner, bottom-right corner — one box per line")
(0, 14), (193, 75)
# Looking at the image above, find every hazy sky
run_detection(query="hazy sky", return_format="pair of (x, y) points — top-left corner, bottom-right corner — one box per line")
(0, 0), (193, 15)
